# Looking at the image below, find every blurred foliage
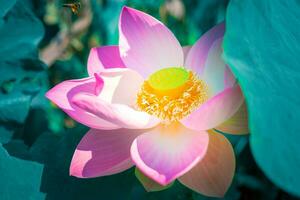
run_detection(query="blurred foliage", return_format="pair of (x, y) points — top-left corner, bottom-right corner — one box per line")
(0, 0), (299, 199)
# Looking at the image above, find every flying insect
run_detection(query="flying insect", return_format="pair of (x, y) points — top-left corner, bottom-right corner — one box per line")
(63, 2), (81, 14)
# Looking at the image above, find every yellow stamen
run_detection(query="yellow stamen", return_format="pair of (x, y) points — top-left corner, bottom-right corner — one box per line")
(136, 67), (209, 123)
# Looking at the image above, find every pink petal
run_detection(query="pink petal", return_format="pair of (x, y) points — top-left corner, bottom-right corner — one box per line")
(179, 131), (235, 197)
(46, 68), (143, 130)
(87, 46), (126, 76)
(185, 22), (224, 76)
(119, 6), (183, 78)
(70, 129), (141, 178)
(94, 73), (104, 96)
(72, 93), (160, 129)
(182, 46), (192, 62)
(215, 102), (249, 135)
(201, 38), (227, 95)
(97, 68), (144, 106)
(45, 77), (119, 130)
(130, 123), (209, 185)
(224, 65), (236, 88)
(135, 167), (173, 192)
(181, 85), (244, 131)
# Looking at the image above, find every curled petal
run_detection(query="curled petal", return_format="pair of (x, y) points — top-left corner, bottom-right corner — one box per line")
(130, 123), (209, 185)
(179, 131), (235, 197)
(72, 93), (160, 129)
(87, 46), (125, 76)
(45, 68), (143, 129)
(45, 77), (119, 130)
(119, 6), (183, 78)
(181, 85), (244, 131)
(98, 68), (144, 106)
(215, 102), (249, 135)
(70, 129), (141, 178)
(94, 73), (104, 96)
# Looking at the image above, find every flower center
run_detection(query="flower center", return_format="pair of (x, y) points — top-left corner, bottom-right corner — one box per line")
(148, 67), (189, 91)
(136, 67), (209, 123)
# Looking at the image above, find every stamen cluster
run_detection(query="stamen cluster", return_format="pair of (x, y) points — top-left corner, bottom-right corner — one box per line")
(136, 72), (208, 123)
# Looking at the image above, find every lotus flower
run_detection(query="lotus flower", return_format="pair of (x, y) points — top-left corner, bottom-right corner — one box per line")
(46, 6), (249, 197)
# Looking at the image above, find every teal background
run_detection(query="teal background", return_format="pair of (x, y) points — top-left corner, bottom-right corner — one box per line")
(0, 0), (299, 199)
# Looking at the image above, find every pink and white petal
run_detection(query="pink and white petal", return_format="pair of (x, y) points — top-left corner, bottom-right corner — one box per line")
(215, 102), (249, 135)
(185, 22), (224, 76)
(72, 93), (160, 129)
(224, 65), (236, 88)
(45, 77), (119, 130)
(87, 46), (126, 76)
(179, 131), (235, 197)
(201, 38), (226, 95)
(182, 46), (192, 62)
(70, 128), (141, 178)
(119, 6), (183, 78)
(181, 85), (244, 131)
(94, 73), (104, 96)
(135, 167), (174, 192)
(130, 123), (209, 185)
(98, 68), (144, 106)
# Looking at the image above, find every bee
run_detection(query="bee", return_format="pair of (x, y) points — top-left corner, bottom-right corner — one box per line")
(63, 2), (81, 14)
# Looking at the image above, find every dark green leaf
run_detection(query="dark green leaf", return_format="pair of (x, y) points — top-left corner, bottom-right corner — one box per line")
(0, 145), (45, 199)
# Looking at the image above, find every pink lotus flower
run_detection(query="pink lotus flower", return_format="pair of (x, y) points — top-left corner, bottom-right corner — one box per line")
(46, 7), (248, 197)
